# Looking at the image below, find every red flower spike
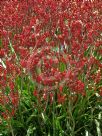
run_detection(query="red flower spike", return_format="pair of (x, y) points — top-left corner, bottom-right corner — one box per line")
(0, 0), (102, 109)
(59, 85), (63, 93)
(57, 94), (66, 104)
(33, 90), (38, 97)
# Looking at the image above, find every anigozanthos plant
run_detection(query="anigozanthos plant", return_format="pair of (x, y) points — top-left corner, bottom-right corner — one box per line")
(0, 0), (102, 135)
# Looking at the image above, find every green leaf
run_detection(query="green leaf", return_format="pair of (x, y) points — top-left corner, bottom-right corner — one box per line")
(12, 120), (24, 128)
(0, 39), (2, 48)
(26, 125), (36, 136)
(59, 62), (66, 72)
(9, 40), (15, 53)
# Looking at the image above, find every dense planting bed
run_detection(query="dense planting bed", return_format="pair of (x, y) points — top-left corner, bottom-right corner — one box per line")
(0, 0), (102, 135)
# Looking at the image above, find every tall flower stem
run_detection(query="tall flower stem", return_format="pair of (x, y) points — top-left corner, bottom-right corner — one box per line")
(53, 92), (56, 136)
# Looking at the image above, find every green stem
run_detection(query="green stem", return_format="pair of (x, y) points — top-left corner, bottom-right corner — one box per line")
(8, 118), (14, 136)
(53, 92), (56, 136)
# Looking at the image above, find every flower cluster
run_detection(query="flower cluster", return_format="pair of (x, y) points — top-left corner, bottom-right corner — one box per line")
(0, 0), (102, 120)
